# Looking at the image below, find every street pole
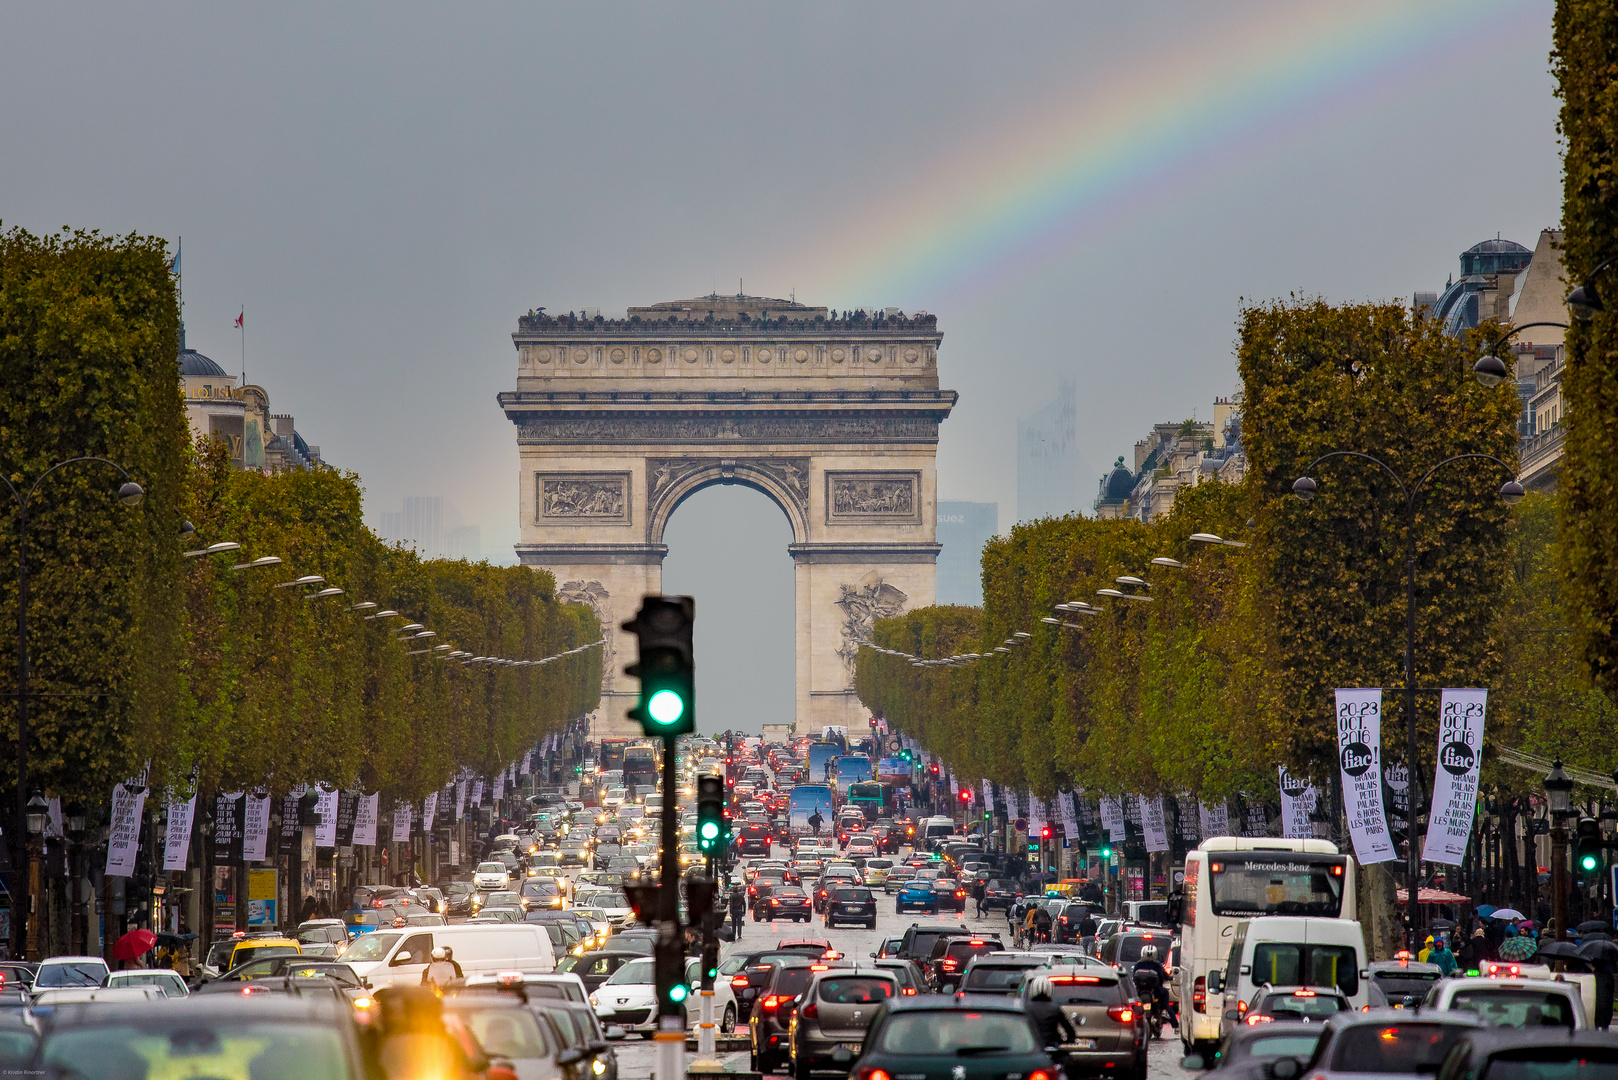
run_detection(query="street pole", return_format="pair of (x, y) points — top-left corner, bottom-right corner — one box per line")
(1295, 450), (1521, 949)
(654, 733), (684, 1080)
(1553, 821), (1570, 942)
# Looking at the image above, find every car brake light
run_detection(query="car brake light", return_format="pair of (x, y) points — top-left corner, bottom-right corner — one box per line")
(1294, 990), (1316, 997)
(761, 995), (782, 1011)
(1030, 1072), (1053, 1080)
(1246, 1014), (1274, 1025)
(1238, 1000), (1248, 1013)
(1107, 1005), (1134, 1024)
(801, 1001), (818, 1019)
(731, 975), (750, 988)
(942, 960), (957, 970)
(865, 1070), (892, 1080)
(1193, 976), (1207, 1013)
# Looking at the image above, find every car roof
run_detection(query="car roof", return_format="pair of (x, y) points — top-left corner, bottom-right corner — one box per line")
(1321, 1007), (1483, 1033)
(1447, 1027), (1618, 1056)
(41, 994), (350, 1027)
(1370, 960), (1444, 974)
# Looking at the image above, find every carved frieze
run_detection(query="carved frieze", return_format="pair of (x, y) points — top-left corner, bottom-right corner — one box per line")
(537, 472), (631, 524)
(647, 457), (811, 526)
(833, 574), (909, 684)
(825, 471), (922, 525)
(517, 415), (939, 445)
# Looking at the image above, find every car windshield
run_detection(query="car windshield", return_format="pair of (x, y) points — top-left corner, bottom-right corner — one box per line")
(39, 1021), (350, 1079)
(771, 968), (815, 998)
(834, 890), (871, 902)
(1113, 936), (1165, 964)
(1250, 945), (1360, 997)
(1330, 1023), (1472, 1073)
(1263, 993), (1345, 1020)
(963, 966), (1033, 991)
(1450, 990), (1577, 1030)
(819, 978), (893, 1003)
(448, 1006), (550, 1058)
(878, 1010), (1038, 1054)
(1482, 1050), (1618, 1080)
(477, 863), (505, 873)
(604, 959), (655, 986)
(36, 962), (106, 988)
(1242, 1032), (1323, 1061)
(342, 932), (402, 963)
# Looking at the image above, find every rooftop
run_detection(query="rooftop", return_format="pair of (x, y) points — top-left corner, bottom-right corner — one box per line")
(178, 349), (229, 378)
(516, 295), (937, 335)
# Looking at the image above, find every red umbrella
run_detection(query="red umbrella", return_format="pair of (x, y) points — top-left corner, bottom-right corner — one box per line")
(111, 928), (157, 961)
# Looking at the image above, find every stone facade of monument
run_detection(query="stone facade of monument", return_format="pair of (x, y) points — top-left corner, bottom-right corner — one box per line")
(498, 295), (955, 738)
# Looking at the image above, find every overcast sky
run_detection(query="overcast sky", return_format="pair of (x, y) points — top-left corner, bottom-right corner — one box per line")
(2, 2), (1563, 734)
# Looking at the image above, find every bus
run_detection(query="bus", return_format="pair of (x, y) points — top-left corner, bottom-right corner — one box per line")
(1175, 837), (1356, 1056)
(599, 738), (629, 774)
(833, 755), (872, 791)
(847, 781), (895, 820)
(788, 785), (836, 837)
(806, 743), (841, 784)
(622, 744), (658, 793)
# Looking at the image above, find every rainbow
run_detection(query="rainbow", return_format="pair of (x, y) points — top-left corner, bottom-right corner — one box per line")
(785, 0), (1544, 308)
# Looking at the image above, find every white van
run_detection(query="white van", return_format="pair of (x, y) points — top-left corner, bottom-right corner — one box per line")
(922, 816), (955, 841)
(340, 923), (555, 989)
(1212, 916), (1369, 1037)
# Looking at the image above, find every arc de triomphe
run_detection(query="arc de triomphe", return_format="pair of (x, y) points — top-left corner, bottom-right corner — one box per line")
(498, 294), (955, 738)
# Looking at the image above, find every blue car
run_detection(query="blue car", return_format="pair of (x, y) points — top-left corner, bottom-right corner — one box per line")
(895, 878), (937, 914)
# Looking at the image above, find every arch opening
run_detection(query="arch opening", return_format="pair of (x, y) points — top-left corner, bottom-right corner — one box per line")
(660, 483), (796, 736)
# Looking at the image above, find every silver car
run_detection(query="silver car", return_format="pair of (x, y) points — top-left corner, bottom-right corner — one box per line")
(789, 967), (899, 1075)
(1287, 1009), (1481, 1080)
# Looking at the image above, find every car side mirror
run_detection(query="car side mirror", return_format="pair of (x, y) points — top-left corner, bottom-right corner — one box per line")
(1206, 971), (1222, 994)
(1182, 1055), (1208, 1071)
(557, 1049), (584, 1066)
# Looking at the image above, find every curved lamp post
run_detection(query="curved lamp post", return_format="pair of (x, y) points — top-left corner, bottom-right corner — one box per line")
(1471, 322), (1572, 388)
(1567, 257), (1618, 321)
(1293, 450), (1520, 943)
(0, 457), (144, 960)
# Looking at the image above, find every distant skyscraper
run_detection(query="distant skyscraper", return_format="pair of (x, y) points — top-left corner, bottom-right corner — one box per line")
(936, 501), (998, 606)
(447, 525), (482, 562)
(401, 496), (445, 558)
(1017, 378), (1084, 523)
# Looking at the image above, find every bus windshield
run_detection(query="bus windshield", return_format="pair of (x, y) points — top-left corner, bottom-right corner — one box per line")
(1207, 857), (1346, 918)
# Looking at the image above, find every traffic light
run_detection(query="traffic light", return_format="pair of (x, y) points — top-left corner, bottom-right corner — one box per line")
(1575, 817), (1603, 876)
(623, 596), (695, 737)
(1041, 824), (1052, 840)
(696, 776), (725, 854)
(959, 790), (972, 805)
(1099, 843), (1113, 859)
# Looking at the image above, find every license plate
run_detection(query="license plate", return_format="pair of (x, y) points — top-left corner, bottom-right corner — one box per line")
(838, 1042), (862, 1054)
(1075, 1038), (1097, 1050)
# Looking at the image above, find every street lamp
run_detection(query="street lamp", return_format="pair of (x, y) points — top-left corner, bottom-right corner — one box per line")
(1566, 256), (1617, 321)
(1545, 760), (1575, 941)
(1293, 448), (1520, 944)
(0, 456), (144, 962)
(1474, 322), (1570, 387)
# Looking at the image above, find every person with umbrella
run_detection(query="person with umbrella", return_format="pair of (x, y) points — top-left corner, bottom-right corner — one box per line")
(1499, 924), (1538, 962)
(111, 928), (157, 970)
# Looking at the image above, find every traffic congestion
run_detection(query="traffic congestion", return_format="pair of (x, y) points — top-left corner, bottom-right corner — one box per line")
(0, 729), (1609, 1079)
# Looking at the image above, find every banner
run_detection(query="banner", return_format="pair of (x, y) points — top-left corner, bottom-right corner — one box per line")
(1278, 768), (1316, 840)
(213, 792), (245, 863)
(352, 793), (380, 847)
(280, 785), (307, 843)
(1005, 789), (1020, 822)
(1100, 796), (1125, 842)
(1199, 800), (1230, 838)
(1059, 791), (1079, 838)
(163, 794), (197, 872)
(106, 782), (146, 877)
(1142, 796), (1170, 853)
(335, 791), (360, 847)
(1175, 795), (1201, 844)
(243, 793), (272, 863)
(1422, 688), (1488, 865)
(422, 792), (440, 833)
(1336, 688), (1396, 863)
(982, 779), (995, 814)
(314, 785), (339, 848)
(1027, 795), (1044, 837)
(45, 797), (63, 841)
(520, 750), (533, 776)
(391, 801), (412, 842)
(1384, 762), (1410, 834)
(457, 779), (469, 822)
(471, 780), (484, 806)
(949, 774), (959, 797)
(1240, 797), (1271, 837)
(492, 772), (505, 802)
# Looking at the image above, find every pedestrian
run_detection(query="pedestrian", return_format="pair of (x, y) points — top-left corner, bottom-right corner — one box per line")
(729, 883), (747, 937)
(972, 877), (987, 919)
(1457, 928), (1489, 972)
(1418, 935), (1434, 964)
(1430, 936), (1457, 976)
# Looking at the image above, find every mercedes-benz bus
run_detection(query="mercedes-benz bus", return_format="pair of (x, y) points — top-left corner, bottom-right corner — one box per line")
(1175, 837), (1356, 1056)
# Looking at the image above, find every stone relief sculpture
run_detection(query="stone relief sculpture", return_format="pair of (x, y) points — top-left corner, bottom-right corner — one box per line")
(556, 580), (614, 680)
(832, 477), (914, 515)
(834, 573), (908, 683)
(539, 475), (627, 520)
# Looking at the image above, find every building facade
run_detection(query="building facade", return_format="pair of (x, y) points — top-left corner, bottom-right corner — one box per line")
(178, 328), (322, 472)
(935, 501), (998, 606)
(1093, 397), (1245, 522)
(498, 295), (955, 738)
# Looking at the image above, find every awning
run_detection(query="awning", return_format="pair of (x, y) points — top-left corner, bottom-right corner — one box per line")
(1395, 888), (1470, 904)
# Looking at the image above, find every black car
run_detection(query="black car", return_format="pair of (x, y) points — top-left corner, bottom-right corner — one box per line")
(928, 936), (1004, 992)
(931, 878), (968, 913)
(738, 822), (774, 856)
(824, 886), (878, 929)
(747, 960), (818, 1076)
(849, 996), (1054, 1080)
(763, 886), (813, 923)
(1181, 1017), (1324, 1080)
(981, 878), (1019, 911)
(442, 882), (476, 916)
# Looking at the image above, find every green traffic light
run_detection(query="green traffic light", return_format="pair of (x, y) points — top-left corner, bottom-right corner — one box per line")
(699, 821), (720, 841)
(1582, 853), (1601, 872)
(669, 984), (689, 1003)
(648, 689), (686, 726)
(1100, 846), (1113, 858)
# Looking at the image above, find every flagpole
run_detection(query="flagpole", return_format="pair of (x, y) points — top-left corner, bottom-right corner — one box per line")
(239, 306), (245, 385)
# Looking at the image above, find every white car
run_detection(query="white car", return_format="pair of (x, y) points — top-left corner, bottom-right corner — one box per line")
(33, 956), (110, 991)
(575, 888), (633, 926)
(844, 836), (877, 858)
(473, 862), (510, 891)
(106, 970), (190, 997)
(587, 955), (739, 1036)
(602, 788), (629, 809)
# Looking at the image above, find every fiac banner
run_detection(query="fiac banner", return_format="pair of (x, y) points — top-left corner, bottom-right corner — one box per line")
(1278, 767), (1316, 840)
(1422, 688), (1487, 866)
(1100, 797), (1125, 842)
(1336, 689), (1396, 864)
(1199, 800), (1230, 838)
(352, 793), (380, 847)
(391, 801), (412, 843)
(163, 794), (197, 872)
(106, 782), (147, 877)
(243, 793), (272, 863)
(1142, 796), (1170, 853)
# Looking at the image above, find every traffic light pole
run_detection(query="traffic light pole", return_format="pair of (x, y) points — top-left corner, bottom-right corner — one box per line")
(654, 732), (685, 1080)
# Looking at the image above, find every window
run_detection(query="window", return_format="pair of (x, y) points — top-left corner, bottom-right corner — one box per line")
(877, 1011), (1037, 1055)
(41, 1023), (349, 1080)
(390, 933), (434, 967)
(1450, 990), (1577, 1031)
(453, 1007), (550, 1058)
(1483, 1050), (1618, 1080)
(819, 977), (894, 1003)
(1249, 944), (1360, 996)
(343, 932), (401, 963)
(1330, 1024), (1470, 1074)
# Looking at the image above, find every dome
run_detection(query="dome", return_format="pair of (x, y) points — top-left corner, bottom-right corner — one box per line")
(1104, 462), (1135, 501)
(178, 349), (228, 377)
(1463, 238), (1531, 256)
(1460, 238), (1532, 278)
